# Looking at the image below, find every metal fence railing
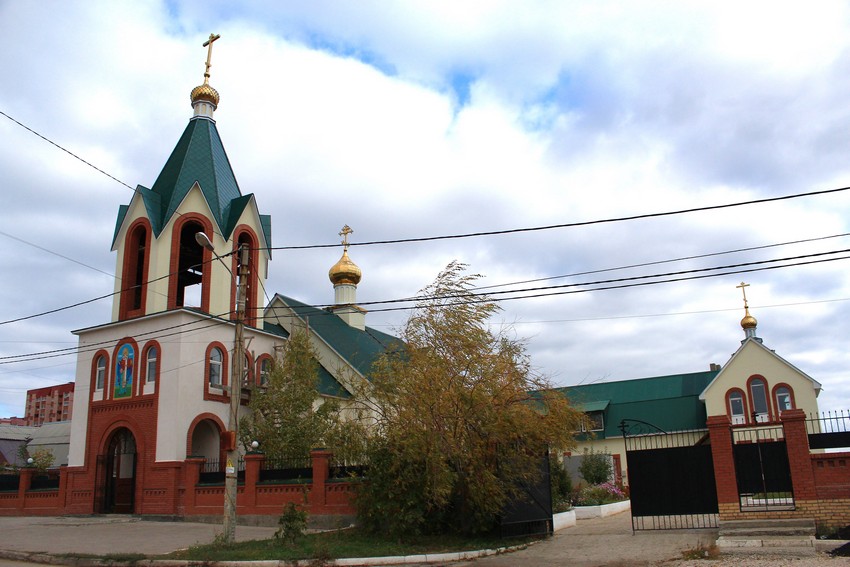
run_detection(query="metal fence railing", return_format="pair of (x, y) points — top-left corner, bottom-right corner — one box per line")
(259, 455), (312, 483)
(0, 474), (20, 492)
(198, 457), (245, 484)
(806, 410), (850, 450)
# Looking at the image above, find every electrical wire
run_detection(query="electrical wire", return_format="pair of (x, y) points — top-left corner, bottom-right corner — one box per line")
(269, 186), (850, 250)
(4, 251), (849, 366)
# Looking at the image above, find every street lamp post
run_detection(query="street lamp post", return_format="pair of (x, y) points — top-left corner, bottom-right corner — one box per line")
(195, 232), (248, 544)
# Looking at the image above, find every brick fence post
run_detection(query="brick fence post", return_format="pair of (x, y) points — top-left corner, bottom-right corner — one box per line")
(17, 467), (34, 513)
(243, 452), (263, 510)
(780, 409), (817, 501)
(310, 449), (331, 513)
(707, 414), (738, 510)
(183, 457), (204, 515)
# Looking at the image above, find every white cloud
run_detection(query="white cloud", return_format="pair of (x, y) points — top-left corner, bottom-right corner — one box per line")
(1, 1), (849, 420)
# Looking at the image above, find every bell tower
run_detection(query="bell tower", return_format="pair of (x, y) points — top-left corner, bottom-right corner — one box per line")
(110, 35), (271, 325)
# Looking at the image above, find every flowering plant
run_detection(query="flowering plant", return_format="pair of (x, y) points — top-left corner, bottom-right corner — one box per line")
(574, 482), (627, 506)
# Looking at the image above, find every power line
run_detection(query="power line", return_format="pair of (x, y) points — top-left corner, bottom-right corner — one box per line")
(0, 311), (237, 365)
(473, 232), (850, 291)
(0, 252), (235, 326)
(269, 186), (850, 250)
(4, 251), (849, 366)
(0, 109), (136, 191)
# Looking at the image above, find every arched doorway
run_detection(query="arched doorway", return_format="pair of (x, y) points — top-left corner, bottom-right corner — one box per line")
(98, 428), (137, 513)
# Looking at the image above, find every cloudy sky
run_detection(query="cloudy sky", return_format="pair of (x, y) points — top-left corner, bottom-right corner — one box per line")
(1, 1), (850, 419)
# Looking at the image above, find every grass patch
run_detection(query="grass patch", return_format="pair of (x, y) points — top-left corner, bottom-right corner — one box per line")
(680, 543), (720, 560)
(167, 528), (536, 562)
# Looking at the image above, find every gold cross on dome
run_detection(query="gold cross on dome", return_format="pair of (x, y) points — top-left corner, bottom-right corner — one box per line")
(339, 225), (353, 249)
(736, 281), (750, 308)
(202, 33), (221, 84)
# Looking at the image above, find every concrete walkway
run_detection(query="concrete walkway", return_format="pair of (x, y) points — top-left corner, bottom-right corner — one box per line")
(454, 512), (718, 567)
(0, 515), (277, 556)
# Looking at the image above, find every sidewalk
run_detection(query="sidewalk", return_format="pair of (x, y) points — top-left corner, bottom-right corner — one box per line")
(0, 515), (277, 556)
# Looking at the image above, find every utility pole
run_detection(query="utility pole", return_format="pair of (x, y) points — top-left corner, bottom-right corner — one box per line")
(223, 243), (248, 543)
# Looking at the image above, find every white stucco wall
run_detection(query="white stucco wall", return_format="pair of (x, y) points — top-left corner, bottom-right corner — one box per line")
(701, 339), (820, 419)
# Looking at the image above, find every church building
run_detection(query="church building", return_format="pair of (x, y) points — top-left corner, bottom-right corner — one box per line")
(61, 37), (397, 515)
(560, 287), (823, 485)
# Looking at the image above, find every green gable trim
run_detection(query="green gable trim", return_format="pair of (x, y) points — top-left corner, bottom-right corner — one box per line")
(113, 204), (130, 247)
(262, 321), (289, 339)
(317, 364), (351, 399)
(260, 214), (272, 259)
(576, 400), (610, 413)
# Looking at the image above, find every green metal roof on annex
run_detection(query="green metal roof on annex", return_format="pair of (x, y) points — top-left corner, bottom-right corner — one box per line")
(113, 116), (271, 249)
(272, 294), (403, 381)
(262, 319), (351, 398)
(556, 370), (719, 438)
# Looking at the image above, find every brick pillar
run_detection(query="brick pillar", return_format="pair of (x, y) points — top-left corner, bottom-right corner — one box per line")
(18, 467), (34, 512)
(184, 457), (204, 515)
(311, 449), (331, 512)
(781, 409), (817, 501)
(58, 465), (68, 509)
(707, 415), (739, 507)
(243, 453), (263, 510)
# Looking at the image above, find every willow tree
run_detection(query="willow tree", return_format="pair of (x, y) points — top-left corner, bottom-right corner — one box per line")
(356, 261), (582, 536)
(239, 328), (339, 459)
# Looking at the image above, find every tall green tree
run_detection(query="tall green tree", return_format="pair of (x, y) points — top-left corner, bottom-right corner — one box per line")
(356, 261), (582, 536)
(239, 328), (339, 459)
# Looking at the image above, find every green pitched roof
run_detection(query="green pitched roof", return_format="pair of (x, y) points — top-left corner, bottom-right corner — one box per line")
(557, 370), (718, 438)
(276, 294), (403, 379)
(151, 117), (242, 234)
(113, 116), (272, 250)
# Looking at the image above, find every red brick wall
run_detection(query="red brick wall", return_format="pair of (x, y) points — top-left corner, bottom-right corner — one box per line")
(708, 409), (850, 531)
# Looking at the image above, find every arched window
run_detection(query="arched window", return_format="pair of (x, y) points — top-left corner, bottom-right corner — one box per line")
(749, 377), (770, 423)
(258, 357), (271, 386)
(727, 390), (746, 425)
(234, 228), (260, 327)
(209, 347), (223, 387)
(145, 346), (158, 384)
(169, 216), (212, 312)
(119, 221), (150, 320)
(243, 352), (253, 386)
(775, 386), (794, 413)
(95, 355), (107, 390)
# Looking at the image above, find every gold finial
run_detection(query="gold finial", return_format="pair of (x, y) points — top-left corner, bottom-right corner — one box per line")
(737, 281), (757, 331)
(329, 225), (362, 286)
(339, 225), (353, 250)
(202, 33), (221, 85)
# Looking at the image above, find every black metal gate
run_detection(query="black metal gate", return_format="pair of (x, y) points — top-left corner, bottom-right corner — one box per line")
(500, 451), (553, 538)
(621, 420), (718, 530)
(732, 425), (793, 511)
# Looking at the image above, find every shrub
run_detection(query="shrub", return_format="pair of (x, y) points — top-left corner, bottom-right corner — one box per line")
(578, 448), (611, 485)
(275, 502), (308, 545)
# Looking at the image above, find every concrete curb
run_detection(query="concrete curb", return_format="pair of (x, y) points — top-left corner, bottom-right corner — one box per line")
(573, 499), (631, 519)
(0, 542), (533, 567)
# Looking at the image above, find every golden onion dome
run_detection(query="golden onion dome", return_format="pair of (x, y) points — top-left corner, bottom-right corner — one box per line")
(329, 249), (362, 286)
(190, 82), (220, 107)
(741, 309), (757, 330)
